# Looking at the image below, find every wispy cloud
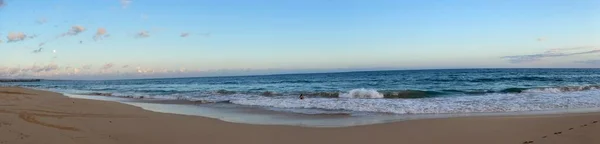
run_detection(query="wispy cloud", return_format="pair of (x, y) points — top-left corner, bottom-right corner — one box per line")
(135, 30), (150, 38)
(121, 0), (132, 8)
(22, 63), (60, 73)
(32, 47), (43, 53)
(140, 13), (148, 20)
(536, 37), (546, 42)
(32, 64), (60, 73)
(93, 27), (108, 41)
(102, 63), (115, 70)
(501, 46), (600, 63)
(200, 32), (211, 38)
(547, 46), (595, 53)
(36, 18), (47, 24)
(7, 32), (27, 42)
(575, 60), (600, 65)
(60, 25), (86, 37)
(82, 65), (93, 70)
(180, 33), (189, 37)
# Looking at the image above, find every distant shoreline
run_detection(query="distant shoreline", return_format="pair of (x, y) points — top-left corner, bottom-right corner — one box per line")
(0, 79), (42, 82)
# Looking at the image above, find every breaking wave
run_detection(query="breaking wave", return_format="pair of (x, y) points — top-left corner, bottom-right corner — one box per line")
(339, 89), (383, 98)
(34, 84), (600, 115)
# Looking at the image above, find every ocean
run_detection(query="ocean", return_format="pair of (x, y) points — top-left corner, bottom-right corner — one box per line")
(4, 69), (600, 126)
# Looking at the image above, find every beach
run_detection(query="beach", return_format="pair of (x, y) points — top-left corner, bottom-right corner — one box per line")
(0, 87), (598, 144)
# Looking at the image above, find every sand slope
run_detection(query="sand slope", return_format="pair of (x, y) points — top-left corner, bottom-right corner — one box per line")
(1, 87), (599, 144)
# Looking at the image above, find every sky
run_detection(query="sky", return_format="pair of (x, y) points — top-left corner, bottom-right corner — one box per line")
(1, 0), (599, 80)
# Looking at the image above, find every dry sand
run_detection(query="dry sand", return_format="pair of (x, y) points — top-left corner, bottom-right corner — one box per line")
(1, 87), (599, 144)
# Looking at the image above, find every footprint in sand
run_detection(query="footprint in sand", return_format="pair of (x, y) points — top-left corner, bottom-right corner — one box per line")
(592, 121), (598, 124)
(568, 128), (574, 130)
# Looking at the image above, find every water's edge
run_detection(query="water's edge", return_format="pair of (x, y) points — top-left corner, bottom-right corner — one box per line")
(59, 90), (600, 127)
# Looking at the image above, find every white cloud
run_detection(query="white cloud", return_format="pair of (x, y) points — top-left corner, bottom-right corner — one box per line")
(121, 0), (132, 8)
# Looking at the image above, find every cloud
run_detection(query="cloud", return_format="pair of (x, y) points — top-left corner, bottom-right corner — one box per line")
(93, 27), (108, 41)
(180, 33), (189, 37)
(60, 25), (86, 37)
(121, 0), (132, 8)
(7, 32), (27, 42)
(0, 0), (4, 7)
(501, 46), (600, 63)
(69, 25), (85, 35)
(135, 30), (150, 38)
(548, 46), (595, 53)
(82, 65), (92, 69)
(28, 34), (37, 39)
(36, 18), (47, 24)
(536, 37), (546, 42)
(32, 47), (43, 53)
(29, 63), (60, 73)
(575, 60), (600, 65)
(102, 63), (115, 69)
(200, 32), (211, 38)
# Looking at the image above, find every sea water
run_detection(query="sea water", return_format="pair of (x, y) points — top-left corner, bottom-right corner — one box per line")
(4, 69), (600, 126)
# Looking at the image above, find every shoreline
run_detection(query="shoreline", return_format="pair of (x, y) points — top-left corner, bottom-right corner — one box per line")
(61, 89), (600, 127)
(1, 86), (600, 144)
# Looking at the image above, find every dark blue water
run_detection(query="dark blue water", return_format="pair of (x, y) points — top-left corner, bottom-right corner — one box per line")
(4, 69), (600, 115)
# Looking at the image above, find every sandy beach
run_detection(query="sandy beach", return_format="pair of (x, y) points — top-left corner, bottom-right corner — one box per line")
(0, 87), (599, 144)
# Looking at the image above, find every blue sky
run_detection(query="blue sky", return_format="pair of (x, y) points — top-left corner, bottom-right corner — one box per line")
(1, 0), (599, 79)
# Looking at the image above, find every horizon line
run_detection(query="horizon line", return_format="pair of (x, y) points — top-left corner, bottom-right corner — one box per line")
(5, 67), (599, 81)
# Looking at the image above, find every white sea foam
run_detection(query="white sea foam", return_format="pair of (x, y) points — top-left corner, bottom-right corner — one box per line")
(229, 89), (600, 114)
(42, 86), (600, 115)
(339, 88), (384, 98)
(524, 85), (600, 93)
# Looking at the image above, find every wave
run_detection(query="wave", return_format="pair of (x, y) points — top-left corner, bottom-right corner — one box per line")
(216, 89), (236, 95)
(339, 89), (383, 98)
(35, 84), (600, 115)
(524, 85), (600, 93)
(74, 85), (600, 102)
(229, 89), (600, 114)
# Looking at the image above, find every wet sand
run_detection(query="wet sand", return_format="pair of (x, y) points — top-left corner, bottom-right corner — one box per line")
(1, 87), (599, 144)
